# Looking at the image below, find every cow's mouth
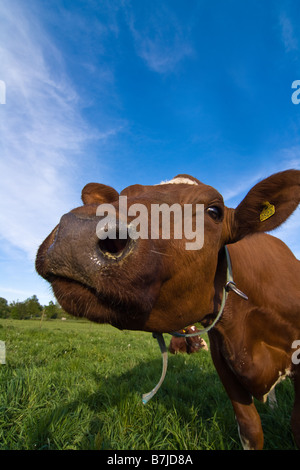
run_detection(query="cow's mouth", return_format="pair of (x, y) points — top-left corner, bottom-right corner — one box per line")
(50, 274), (154, 330)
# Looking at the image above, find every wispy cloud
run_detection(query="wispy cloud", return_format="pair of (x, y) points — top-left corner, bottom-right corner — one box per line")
(126, 5), (194, 74)
(222, 147), (300, 206)
(0, 286), (38, 299)
(222, 171), (265, 206)
(0, 1), (103, 261)
(278, 146), (300, 170)
(279, 12), (298, 53)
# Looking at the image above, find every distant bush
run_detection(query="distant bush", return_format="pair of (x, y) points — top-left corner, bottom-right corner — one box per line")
(0, 295), (68, 320)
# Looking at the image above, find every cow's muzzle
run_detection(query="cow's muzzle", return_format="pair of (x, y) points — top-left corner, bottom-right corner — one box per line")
(36, 211), (136, 285)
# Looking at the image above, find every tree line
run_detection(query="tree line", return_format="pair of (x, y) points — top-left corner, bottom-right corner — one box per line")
(0, 295), (69, 320)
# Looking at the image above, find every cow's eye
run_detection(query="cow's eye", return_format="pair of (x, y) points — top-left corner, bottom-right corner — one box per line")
(207, 206), (222, 221)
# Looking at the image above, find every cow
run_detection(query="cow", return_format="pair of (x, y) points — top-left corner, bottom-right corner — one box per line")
(168, 326), (208, 354)
(36, 169), (300, 450)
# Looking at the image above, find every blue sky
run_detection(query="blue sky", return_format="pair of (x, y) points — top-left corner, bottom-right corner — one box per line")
(0, 0), (299, 305)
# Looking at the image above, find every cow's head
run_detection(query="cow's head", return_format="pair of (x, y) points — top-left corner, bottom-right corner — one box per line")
(36, 170), (300, 332)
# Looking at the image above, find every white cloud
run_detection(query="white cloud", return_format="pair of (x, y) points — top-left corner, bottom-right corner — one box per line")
(127, 5), (194, 74)
(133, 33), (193, 74)
(279, 12), (298, 53)
(222, 171), (265, 206)
(0, 1), (101, 261)
(0, 286), (38, 299)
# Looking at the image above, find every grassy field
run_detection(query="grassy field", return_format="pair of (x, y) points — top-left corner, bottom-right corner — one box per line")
(0, 318), (297, 450)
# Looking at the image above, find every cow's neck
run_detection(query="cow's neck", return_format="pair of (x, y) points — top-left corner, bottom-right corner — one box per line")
(142, 245), (248, 404)
(172, 246), (248, 338)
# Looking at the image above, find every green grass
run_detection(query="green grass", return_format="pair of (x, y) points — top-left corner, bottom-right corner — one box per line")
(0, 319), (297, 450)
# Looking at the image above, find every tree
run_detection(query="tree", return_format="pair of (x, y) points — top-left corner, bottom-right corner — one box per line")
(0, 295), (68, 321)
(9, 295), (43, 319)
(25, 295), (42, 318)
(0, 297), (10, 318)
(10, 300), (28, 319)
(44, 301), (59, 319)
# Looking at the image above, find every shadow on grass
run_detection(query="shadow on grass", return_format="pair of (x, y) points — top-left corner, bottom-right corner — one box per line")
(25, 352), (296, 450)
(24, 353), (233, 449)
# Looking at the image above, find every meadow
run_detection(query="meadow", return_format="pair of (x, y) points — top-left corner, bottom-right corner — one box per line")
(0, 318), (297, 450)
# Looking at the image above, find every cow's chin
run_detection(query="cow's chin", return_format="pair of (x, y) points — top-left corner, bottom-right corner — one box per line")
(51, 277), (154, 331)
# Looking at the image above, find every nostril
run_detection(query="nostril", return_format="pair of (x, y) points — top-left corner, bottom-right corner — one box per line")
(98, 237), (128, 255)
(98, 228), (133, 258)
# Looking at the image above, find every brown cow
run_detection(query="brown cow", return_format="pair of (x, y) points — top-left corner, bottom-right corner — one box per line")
(169, 326), (208, 354)
(36, 169), (300, 449)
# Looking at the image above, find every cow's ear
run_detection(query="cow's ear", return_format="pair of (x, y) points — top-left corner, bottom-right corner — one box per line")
(81, 183), (119, 205)
(226, 170), (300, 243)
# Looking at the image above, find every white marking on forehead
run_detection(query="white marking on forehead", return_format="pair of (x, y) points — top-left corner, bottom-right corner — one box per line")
(156, 177), (198, 186)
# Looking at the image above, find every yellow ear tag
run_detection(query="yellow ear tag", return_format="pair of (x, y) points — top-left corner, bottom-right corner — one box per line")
(260, 201), (275, 222)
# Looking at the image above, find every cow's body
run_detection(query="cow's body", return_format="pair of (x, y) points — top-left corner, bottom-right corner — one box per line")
(36, 169), (300, 449)
(209, 234), (300, 448)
